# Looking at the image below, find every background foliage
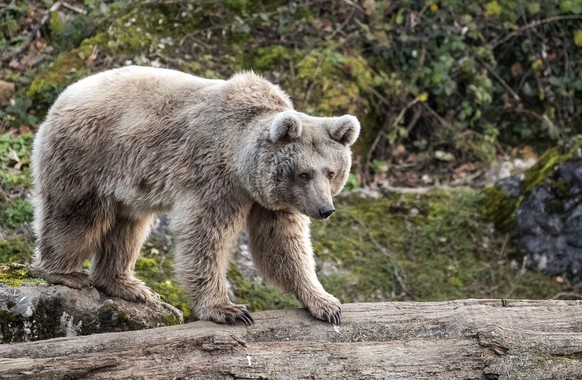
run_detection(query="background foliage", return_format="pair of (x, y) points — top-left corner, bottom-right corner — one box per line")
(1, 0), (581, 185)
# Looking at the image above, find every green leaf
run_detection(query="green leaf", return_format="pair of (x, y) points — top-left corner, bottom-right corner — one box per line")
(575, 30), (582, 46)
(560, 0), (572, 12)
(485, 1), (502, 16)
(395, 9), (404, 25)
(435, 150), (455, 162)
(527, 3), (540, 14)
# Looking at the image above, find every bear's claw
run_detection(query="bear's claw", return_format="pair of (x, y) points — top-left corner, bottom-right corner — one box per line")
(303, 291), (342, 325)
(201, 304), (254, 325)
(323, 309), (342, 326)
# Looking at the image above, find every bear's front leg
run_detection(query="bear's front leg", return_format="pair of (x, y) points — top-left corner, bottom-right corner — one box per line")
(247, 203), (342, 325)
(171, 198), (253, 325)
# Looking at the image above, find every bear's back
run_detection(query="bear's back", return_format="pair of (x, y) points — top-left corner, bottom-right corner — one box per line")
(53, 66), (221, 116)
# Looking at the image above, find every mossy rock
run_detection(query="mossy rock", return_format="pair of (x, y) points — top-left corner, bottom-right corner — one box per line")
(484, 136), (582, 233)
(0, 276), (183, 343)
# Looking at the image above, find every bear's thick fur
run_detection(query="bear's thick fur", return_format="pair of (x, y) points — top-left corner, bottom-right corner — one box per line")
(31, 66), (360, 325)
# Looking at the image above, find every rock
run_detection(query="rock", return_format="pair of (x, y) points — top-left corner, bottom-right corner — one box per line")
(486, 137), (582, 279)
(0, 264), (183, 344)
(0, 80), (15, 106)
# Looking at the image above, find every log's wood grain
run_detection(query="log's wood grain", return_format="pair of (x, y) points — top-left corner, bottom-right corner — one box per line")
(1, 300), (582, 379)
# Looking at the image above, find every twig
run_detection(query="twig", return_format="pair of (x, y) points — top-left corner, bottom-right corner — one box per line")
(341, 0), (365, 13)
(505, 255), (527, 298)
(301, 57), (323, 108)
(2, 1), (62, 62)
(478, 58), (520, 102)
(61, 1), (86, 14)
(493, 15), (582, 48)
(421, 102), (453, 130)
(326, 9), (355, 40)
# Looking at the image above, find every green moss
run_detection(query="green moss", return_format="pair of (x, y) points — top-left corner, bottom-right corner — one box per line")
(250, 45), (300, 71)
(227, 264), (300, 312)
(483, 184), (519, 233)
(312, 189), (567, 302)
(33, 298), (67, 340)
(27, 50), (90, 105)
(523, 137), (582, 190)
(294, 47), (372, 116)
(134, 237), (191, 320)
(0, 308), (23, 343)
(0, 235), (35, 264)
(0, 263), (45, 287)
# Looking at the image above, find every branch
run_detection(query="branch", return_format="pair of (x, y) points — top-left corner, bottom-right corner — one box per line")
(478, 58), (521, 102)
(2, 2), (62, 62)
(493, 15), (582, 48)
(1, 300), (582, 379)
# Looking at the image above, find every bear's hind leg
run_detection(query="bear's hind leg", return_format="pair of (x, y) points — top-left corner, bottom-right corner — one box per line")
(90, 212), (155, 302)
(32, 193), (114, 289)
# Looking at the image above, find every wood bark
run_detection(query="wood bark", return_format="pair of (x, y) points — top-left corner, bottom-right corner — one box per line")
(1, 300), (582, 379)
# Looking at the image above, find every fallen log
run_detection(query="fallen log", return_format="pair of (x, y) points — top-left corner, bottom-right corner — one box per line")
(1, 300), (582, 379)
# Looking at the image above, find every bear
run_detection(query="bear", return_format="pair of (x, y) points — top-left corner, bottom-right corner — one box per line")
(31, 66), (360, 326)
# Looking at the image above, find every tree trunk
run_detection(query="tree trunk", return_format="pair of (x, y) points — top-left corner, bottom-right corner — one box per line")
(1, 300), (582, 379)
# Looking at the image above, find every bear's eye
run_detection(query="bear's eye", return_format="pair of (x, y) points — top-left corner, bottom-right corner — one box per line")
(298, 172), (311, 181)
(327, 171), (335, 180)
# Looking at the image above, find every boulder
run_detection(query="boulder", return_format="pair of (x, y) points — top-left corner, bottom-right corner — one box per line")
(485, 137), (582, 279)
(0, 264), (183, 343)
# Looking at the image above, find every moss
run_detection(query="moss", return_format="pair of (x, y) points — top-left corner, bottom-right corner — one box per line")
(27, 49), (91, 105)
(94, 305), (147, 333)
(134, 237), (191, 320)
(483, 184), (519, 233)
(523, 137), (582, 190)
(33, 298), (67, 340)
(0, 308), (23, 343)
(293, 47), (372, 116)
(0, 263), (45, 287)
(227, 264), (300, 312)
(312, 189), (567, 302)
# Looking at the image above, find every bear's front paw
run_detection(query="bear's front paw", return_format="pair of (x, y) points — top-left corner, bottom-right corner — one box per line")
(197, 303), (253, 326)
(304, 292), (342, 325)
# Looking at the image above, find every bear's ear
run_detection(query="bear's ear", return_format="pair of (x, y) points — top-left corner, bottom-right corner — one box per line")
(328, 115), (360, 146)
(269, 111), (302, 143)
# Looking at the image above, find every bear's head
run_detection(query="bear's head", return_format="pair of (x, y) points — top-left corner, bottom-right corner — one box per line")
(238, 111), (360, 219)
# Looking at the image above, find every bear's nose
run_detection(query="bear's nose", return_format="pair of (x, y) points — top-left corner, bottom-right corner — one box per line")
(318, 205), (335, 219)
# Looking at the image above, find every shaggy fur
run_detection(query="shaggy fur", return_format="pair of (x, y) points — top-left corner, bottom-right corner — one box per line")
(31, 66), (360, 325)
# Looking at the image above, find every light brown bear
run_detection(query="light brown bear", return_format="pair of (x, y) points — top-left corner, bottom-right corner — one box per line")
(31, 66), (360, 325)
